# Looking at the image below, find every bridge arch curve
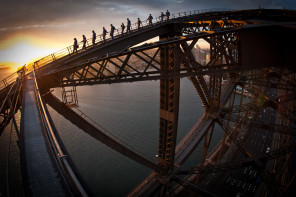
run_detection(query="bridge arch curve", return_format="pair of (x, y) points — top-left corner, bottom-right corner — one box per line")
(1, 8), (296, 196)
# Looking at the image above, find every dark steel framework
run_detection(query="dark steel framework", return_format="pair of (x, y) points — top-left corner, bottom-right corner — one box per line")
(1, 9), (296, 196)
(37, 10), (296, 196)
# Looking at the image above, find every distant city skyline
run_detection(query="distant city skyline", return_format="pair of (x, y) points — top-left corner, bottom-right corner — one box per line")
(0, 0), (295, 69)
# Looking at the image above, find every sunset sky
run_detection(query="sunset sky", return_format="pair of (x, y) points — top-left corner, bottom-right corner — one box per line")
(0, 0), (295, 70)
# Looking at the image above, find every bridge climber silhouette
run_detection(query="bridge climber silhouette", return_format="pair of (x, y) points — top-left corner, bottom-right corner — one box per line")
(0, 8), (296, 196)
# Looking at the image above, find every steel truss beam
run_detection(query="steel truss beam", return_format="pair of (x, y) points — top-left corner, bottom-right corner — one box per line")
(39, 27), (251, 89)
(242, 84), (296, 124)
(0, 67), (25, 136)
(244, 79), (296, 91)
(216, 117), (252, 158)
(178, 20), (248, 35)
(158, 42), (180, 170)
(44, 93), (164, 173)
(176, 142), (296, 175)
(180, 42), (214, 110)
(204, 32), (238, 111)
(172, 175), (218, 197)
(222, 101), (269, 114)
(221, 113), (294, 136)
(28, 12), (296, 196)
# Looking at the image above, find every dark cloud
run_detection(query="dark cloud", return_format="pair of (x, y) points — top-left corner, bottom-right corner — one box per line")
(1, 0), (293, 28)
(0, 0), (295, 48)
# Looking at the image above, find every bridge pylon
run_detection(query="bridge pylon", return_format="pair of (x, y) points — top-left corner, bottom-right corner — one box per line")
(158, 34), (181, 172)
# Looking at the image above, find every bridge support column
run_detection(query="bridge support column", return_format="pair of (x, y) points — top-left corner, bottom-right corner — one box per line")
(180, 42), (214, 111)
(209, 35), (223, 109)
(158, 41), (180, 171)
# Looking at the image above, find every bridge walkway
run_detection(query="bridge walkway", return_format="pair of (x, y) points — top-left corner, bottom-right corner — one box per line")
(20, 76), (70, 196)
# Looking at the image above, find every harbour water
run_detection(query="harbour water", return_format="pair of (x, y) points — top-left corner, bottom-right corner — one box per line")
(48, 78), (224, 196)
(0, 69), (225, 196)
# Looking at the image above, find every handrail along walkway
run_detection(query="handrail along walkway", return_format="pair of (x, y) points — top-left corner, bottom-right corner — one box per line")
(0, 8), (232, 93)
(32, 66), (88, 197)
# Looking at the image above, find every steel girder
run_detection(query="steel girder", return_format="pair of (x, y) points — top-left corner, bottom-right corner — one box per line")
(44, 93), (164, 173)
(221, 113), (295, 136)
(179, 19), (248, 35)
(0, 9), (295, 197)
(158, 41), (180, 171)
(0, 68), (25, 137)
(176, 142), (296, 175)
(43, 34), (294, 195)
(180, 41), (214, 110)
(41, 29), (241, 89)
(30, 13), (296, 196)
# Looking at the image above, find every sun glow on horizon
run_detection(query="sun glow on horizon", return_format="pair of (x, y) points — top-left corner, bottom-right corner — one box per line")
(0, 40), (61, 70)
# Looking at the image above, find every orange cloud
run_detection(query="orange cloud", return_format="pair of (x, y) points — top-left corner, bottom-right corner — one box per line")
(0, 61), (25, 71)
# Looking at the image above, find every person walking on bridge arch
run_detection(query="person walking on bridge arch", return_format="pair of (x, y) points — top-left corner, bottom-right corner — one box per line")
(137, 18), (142, 30)
(110, 24), (115, 40)
(102, 27), (108, 41)
(148, 14), (153, 26)
(160, 12), (164, 23)
(82, 35), (87, 50)
(92, 30), (96, 46)
(121, 22), (125, 35)
(73, 38), (78, 53)
(126, 18), (131, 33)
(166, 10), (170, 20)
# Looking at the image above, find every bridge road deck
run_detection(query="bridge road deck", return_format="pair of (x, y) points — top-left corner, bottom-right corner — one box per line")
(20, 76), (69, 196)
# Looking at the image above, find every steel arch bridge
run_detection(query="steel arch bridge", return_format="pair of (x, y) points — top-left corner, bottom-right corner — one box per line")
(1, 8), (296, 197)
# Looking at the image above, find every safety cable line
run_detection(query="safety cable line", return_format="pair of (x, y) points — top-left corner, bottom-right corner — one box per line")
(32, 66), (88, 197)
(73, 106), (156, 160)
